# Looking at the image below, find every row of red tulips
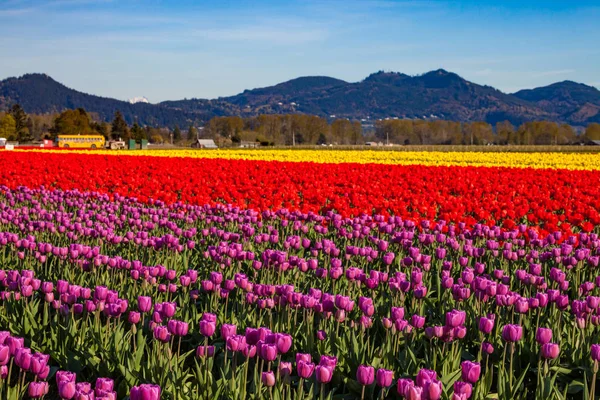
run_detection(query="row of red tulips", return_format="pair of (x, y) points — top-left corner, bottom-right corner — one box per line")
(1, 151), (600, 236)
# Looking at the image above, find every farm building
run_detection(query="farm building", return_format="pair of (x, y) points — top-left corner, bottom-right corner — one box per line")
(191, 139), (218, 149)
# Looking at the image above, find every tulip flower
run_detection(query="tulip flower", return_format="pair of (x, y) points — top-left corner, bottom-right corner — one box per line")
(535, 328), (552, 345)
(28, 381), (49, 398)
(262, 371), (276, 387)
(279, 361), (292, 378)
(196, 345), (215, 358)
(591, 344), (600, 361)
(130, 384), (161, 400)
(297, 360), (315, 379)
(137, 296), (152, 313)
(501, 324), (523, 342)
(315, 365), (333, 383)
(59, 380), (77, 399)
(96, 378), (115, 392)
(478, 317), (494, 334)
(199, 320), (216, 337)
(541, 343), (560, 359)
(357, 365), (375, 385)
(461, 361), (481, 384)
(375, 368), (393, 388)
(220, 324), (237, 340)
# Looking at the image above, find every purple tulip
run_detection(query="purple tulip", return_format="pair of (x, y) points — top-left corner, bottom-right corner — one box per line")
(59, 380), (77, 399)
(416, 369), (438, 387)
(262, 371), (276, 387)
(461, 361), (481, 384)
(128, 311), (141, 324)
(357, 365), (375, 386)
(15, 347), (32, 370)
(0, 345), (9, 366)
(592, 344), (600, 361)
(376, 368), (393, 387)
(454, 381), (473, 398)
(199, 320), (216, 337)
(478, 317), (494, 334)
(29, 353), (49, 375)
(535, 328), (552, 345)
(96, 378), (115, 392)
(541, 343), (560, 359)
(445, 310), (466, 328)
(221, 324), (237, 340)
(137, 296), (152, 313)
(297, 360), (315, 379)
(397, 378), (414, 396)
(167, 320), (189, 336)
(6, 336), (24, 355)
(315, 365), (333, 383)
(260, 343), (278, 361)
(423, 380), (443, 400)
(153, 325), (171, 343)
(28, 381), (49, 398)
(56, 370), (76, 384)
(279, 361), (292, 378)
(481, 342), (494, 354)
(196, 345), (215, 358)
(130, 384), (161, 400)
(501, 324), (523, 342)
(296, 353), (311, 364)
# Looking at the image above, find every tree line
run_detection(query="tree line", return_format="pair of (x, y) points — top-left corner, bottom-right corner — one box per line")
(374, 119), (599, 146)
(2, 103), (600, 146)
(205, 115), (600, 146)
(0, 106), (197, 144)
(204, 115), (362, 146)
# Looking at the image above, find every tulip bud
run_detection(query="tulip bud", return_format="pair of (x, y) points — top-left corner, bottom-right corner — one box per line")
(356, 365), (375, 386)
(541, 343), (560, 359)
(262, 371), (276, 387)
(376, 368), (393, 387)
(461, 361), (481, 384)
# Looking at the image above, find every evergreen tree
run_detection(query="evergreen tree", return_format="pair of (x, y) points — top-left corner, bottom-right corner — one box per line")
(173, 125), (182, 141)
(111, 111), (130, 140)
(9, 104), (27, 135)
(317, 133), (327, 145)
(131, 122), (146, 141)
(187, 125), (198, 141)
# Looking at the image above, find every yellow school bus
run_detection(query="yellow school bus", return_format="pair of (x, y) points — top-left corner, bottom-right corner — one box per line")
(57, 135), (105, 149)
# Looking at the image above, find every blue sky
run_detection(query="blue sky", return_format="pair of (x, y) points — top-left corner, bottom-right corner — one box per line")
(0, 0), (598, 102)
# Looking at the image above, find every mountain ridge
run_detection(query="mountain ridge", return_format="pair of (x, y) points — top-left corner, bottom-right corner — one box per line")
(1, 71), (599, 127)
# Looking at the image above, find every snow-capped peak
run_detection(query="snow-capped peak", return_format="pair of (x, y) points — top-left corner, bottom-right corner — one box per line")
(128, 96), (150, 104)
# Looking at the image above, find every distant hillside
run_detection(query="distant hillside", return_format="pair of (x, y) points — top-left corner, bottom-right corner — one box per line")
(1, 71), (599, 127)
(513, 81), (600, 124)
(0, 74), (203, 126)
(218, 69), (548, 125)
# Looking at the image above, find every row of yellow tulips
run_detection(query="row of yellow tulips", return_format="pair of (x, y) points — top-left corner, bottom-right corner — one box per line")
(12, 148), (600, 170)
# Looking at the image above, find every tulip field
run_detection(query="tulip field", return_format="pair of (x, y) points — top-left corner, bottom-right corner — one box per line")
(1, 149), (600, 399)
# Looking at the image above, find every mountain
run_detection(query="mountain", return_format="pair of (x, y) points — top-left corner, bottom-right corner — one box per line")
(213, 69), (548, 125)
(0, 73), (207, 126)
(1, 71), (599, 126)
(513, 81), (600, 124)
